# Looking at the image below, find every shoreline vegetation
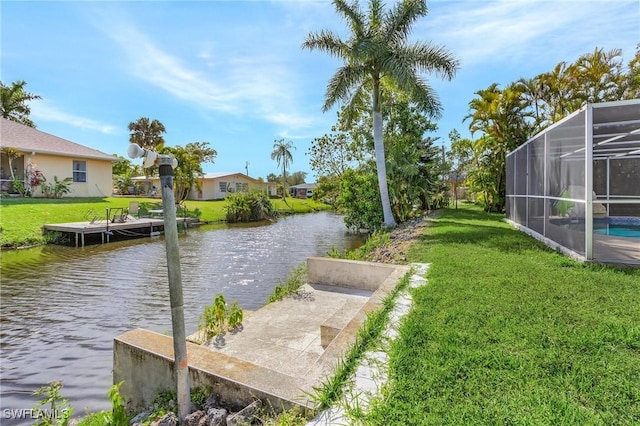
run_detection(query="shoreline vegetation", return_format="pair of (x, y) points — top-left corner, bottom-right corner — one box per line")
(0, 196), (331, 250)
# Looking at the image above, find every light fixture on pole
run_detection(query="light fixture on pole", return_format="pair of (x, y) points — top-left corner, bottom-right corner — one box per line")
(127, 144), (190, 421)
(127, 143), (176, 169)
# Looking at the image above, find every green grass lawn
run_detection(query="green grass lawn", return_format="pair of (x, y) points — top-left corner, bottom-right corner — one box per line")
(0, 196), (329, 248)
(366, 205), (640, 425)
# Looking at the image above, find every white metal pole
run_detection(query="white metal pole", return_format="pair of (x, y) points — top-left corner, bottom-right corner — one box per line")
(585, 107), (594, 260)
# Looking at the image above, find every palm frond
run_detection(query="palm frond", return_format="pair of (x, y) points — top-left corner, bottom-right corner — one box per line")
(406, 77), (442, 119)
(333, 0), (367, 38)
(400, 41), (459, 80)
(368, 0), (384, 33)
(302, 30), (348, 60)
(323, 65), (368, 112)
(384, 0), (427, 42)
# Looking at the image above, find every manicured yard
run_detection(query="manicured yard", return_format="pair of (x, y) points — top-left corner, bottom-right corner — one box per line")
(0, 196), (329, 248)
(366, 205), (639, 425)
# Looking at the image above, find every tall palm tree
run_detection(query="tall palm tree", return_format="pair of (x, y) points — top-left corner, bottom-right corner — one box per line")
(128, 117), (166, 150)
(303, 0), (458, 227)
(270, 139), (294, 197)
(0, 80), (41, 127)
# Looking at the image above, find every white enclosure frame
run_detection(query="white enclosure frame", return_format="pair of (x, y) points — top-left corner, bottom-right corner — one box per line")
(506, 99), (640, 265)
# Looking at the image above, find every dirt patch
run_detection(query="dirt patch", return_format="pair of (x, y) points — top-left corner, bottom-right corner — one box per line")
(364, 210), (441, 264)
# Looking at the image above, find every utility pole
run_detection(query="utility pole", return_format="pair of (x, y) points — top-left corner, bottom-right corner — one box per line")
(245, 161), (249, 176)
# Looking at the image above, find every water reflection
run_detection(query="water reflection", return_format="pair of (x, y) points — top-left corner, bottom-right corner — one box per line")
(0, 212), (364, 423)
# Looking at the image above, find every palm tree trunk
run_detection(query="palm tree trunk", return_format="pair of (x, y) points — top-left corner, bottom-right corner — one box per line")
(373, 109), (396, 228)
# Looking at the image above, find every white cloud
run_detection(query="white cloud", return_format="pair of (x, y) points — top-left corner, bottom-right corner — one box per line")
(100, 17), (322, 134)
(31, 101), (118, 134)
(107, 24), (240, 113)
(264, 111), (318, 129)
(423, 1), (639, 67)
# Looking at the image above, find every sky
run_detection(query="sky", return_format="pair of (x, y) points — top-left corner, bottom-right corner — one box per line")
(2, 0), (638, 181)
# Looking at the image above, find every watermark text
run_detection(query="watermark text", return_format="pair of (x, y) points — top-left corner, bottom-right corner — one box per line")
(2, 408), (69, 420)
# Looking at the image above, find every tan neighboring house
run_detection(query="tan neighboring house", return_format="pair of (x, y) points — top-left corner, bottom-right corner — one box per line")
(0, 118), (117, 197)
(132, 172), (277, 200)
(193, 172), (277, 200)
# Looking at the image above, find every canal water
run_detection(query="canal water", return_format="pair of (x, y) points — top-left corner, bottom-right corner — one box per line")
(0, 211), (365, 423)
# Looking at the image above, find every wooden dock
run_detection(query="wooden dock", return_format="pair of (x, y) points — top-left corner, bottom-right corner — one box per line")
(43, 217), (190, 247)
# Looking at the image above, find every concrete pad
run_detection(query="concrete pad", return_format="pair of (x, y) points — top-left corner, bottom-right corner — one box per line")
(206, 283), (372, 377)
(114, 258), (412, 414)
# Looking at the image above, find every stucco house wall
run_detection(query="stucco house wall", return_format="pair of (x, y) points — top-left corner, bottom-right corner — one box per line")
(28, 154), (113, 197)
(131, 173), (276, 200)
(191, 173), (277, 200)
(0, 118), (116, 197)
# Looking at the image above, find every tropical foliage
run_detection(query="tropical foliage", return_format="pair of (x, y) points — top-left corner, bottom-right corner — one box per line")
(224, 190), (275, 223)
(127, 117), (166, 150)
(112, 156), (141, 195)
(384, 97), (450, 216)
(1, 146), (21, 180)
(161, 142), (217, 201)
(122, 118), (217, 200)
(303, 0), (458, 228)
(309, 92), (449, 231)
(459, 46), (639, 212)
(340, 168), (384, 231)
(308, 130), (360, 178)
(40, 176), (73, 199)
(0, 80), (41, 127)
(462, 83), (535, 211)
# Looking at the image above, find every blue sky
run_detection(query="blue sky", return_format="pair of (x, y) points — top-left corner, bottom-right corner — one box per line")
(2, 1), (638, 181)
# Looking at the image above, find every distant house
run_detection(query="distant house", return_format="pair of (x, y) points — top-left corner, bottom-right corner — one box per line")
(132, 172), (277, 200)
(289, 183), (316, 198)
(0, 118), (117, 197)
(193, 172), (277, 200)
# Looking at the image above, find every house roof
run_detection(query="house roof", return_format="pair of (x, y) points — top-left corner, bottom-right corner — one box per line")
(0, 118), (117, 161)
(290, 183), (316, 190)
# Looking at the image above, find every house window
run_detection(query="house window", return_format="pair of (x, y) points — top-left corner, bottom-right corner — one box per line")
(219, 181), (227, 192)
(236, 182), (248, 192)
(73, 160), (87, 183)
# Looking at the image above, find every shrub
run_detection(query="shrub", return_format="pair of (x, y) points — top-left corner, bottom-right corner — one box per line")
(40, 176), (73, 198)
(339, 169), (384, 231)
(224, 190), (275, 222)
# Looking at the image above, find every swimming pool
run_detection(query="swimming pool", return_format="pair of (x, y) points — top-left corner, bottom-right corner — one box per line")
(598, 216), (640, 226)
(593, 224), (640, 238)
(549, 216), (640, 238)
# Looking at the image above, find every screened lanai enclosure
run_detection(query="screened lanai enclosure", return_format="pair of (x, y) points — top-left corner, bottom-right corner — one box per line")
(506, 99), (640, 265)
